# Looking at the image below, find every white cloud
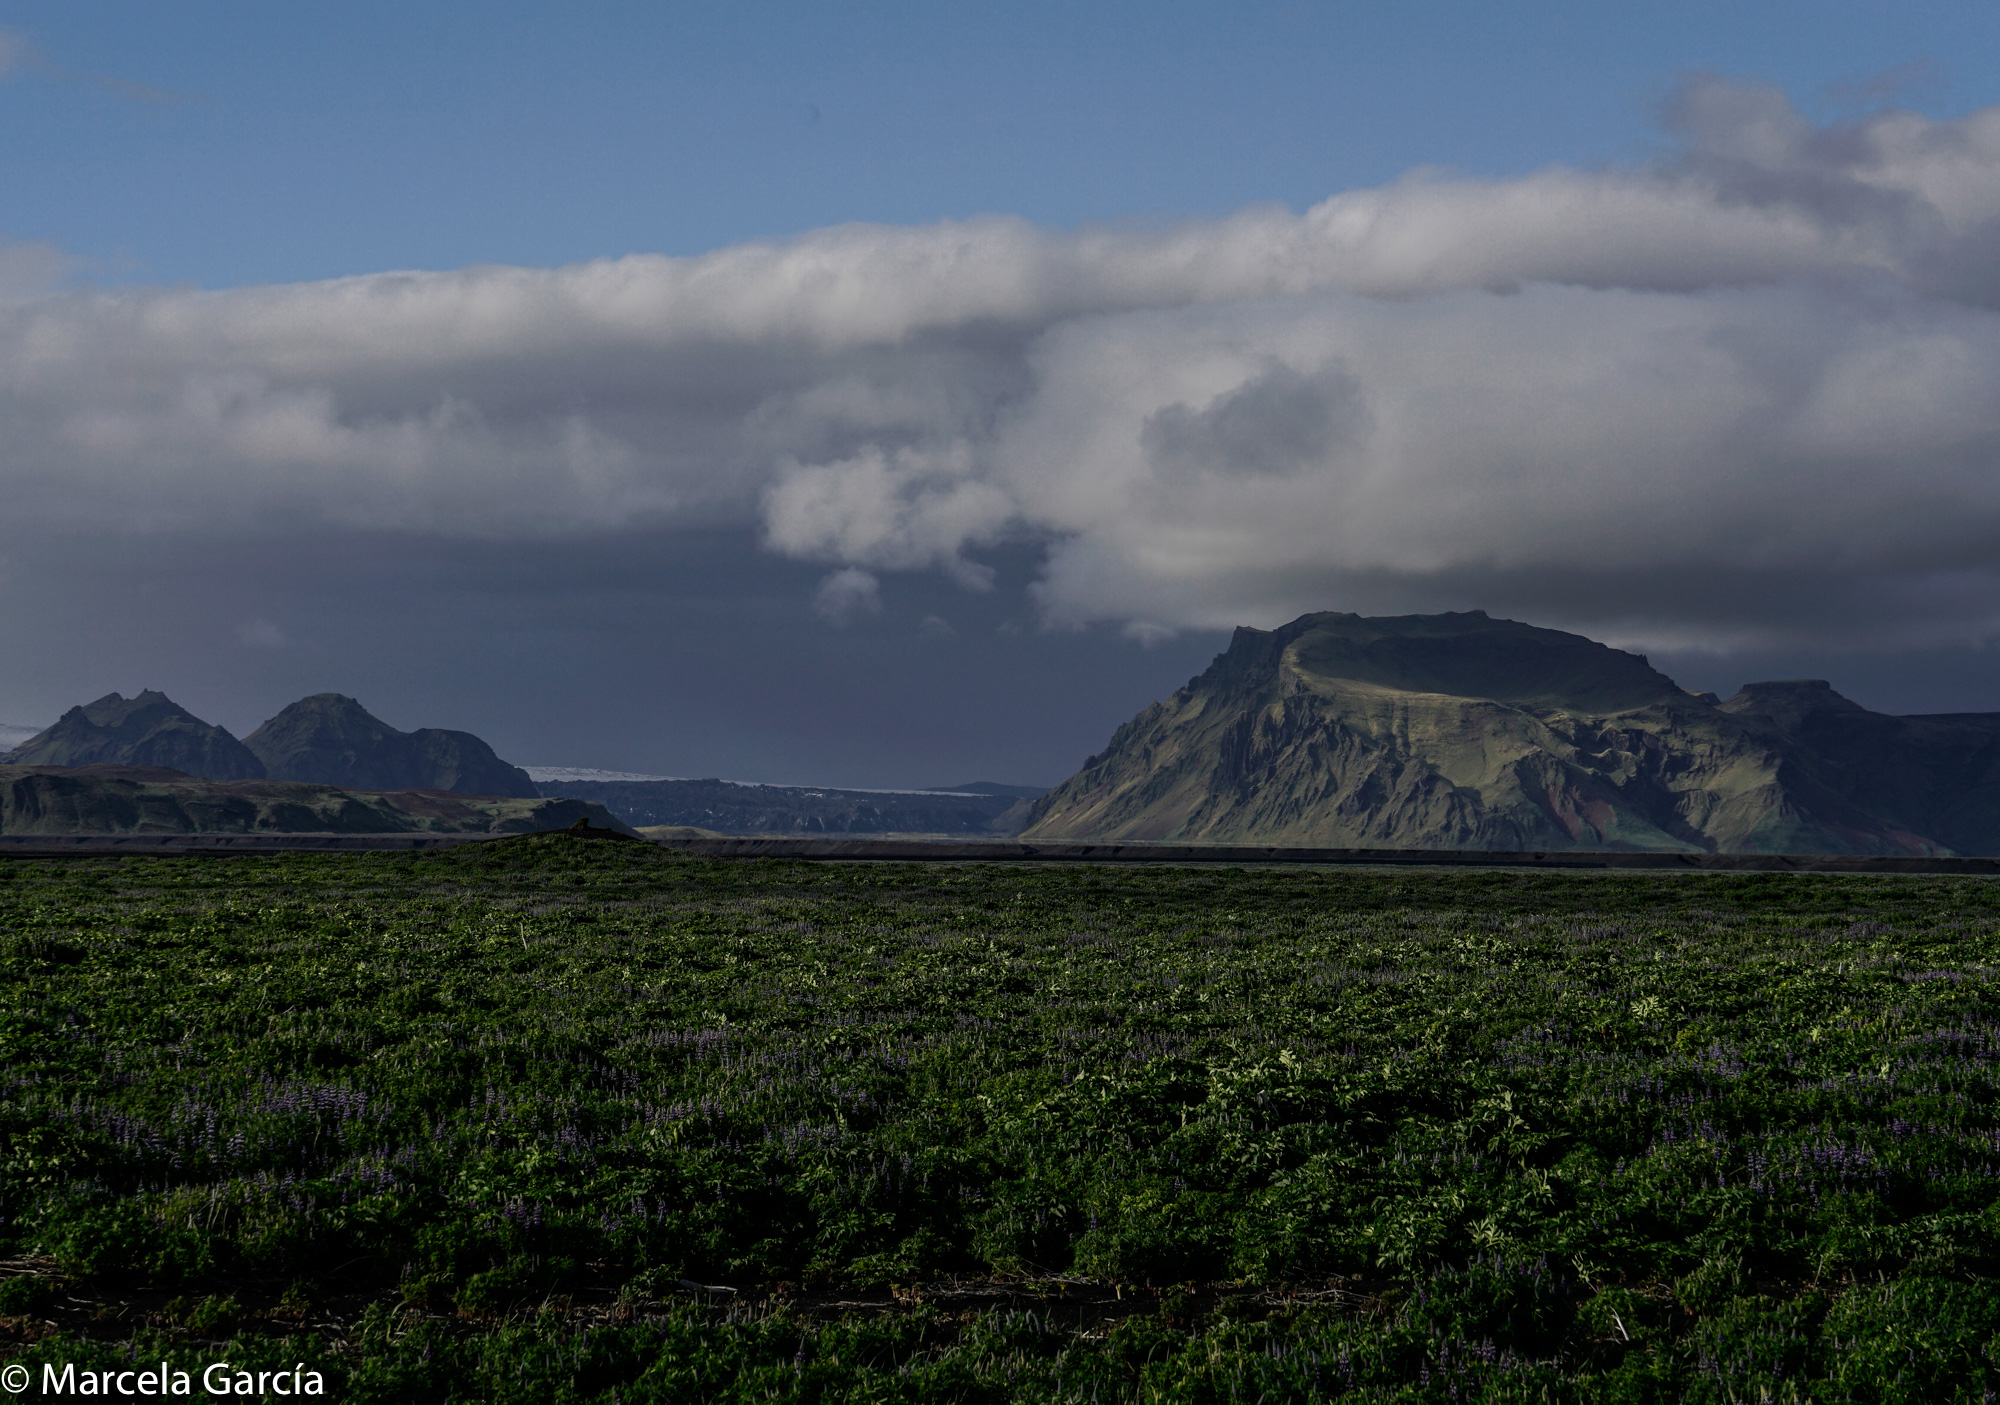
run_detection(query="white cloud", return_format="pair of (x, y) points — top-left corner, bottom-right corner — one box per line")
(812, 568), (882, 623)
(763, 442), (1007, 588)
(1007, 280), (2000, 635)
(7, 78), (2000, 650)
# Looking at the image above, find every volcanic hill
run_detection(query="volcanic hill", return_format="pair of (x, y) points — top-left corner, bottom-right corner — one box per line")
(3, 690), (538, 802)
(244, 694), (536, 797)
(1021, 611), (2000, 855)
(0, 691), (263, 780)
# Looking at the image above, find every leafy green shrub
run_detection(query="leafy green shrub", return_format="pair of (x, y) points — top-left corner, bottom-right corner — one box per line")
(0, 1272), (53, 1315)
(1822, 1277), (2000, 1403)
(456, 1255), (547, 1317)
(182, 1293), (241, 1336)
(40, 1202), (210, 1282)
(2, 930), (83, 963)
(1410, 1253), (1579, 1358)
(1072, 1216), (1226, 1285)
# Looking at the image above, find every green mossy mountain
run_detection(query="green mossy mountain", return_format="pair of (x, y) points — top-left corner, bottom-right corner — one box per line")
(0, 764), (633, 836)
(1022, 610), (2000, 855)
(243, 693), (537, 798)
(0, 691), (265, 780)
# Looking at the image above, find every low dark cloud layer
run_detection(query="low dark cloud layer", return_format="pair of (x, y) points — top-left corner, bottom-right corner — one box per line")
(6, 78), (2000, 775)
(0, 529), (1219, 787)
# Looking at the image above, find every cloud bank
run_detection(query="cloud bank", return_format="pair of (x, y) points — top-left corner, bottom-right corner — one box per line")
(7, 78), (2000, 651)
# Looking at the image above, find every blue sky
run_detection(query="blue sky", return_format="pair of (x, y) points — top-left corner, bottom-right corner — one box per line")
(6, 2), (2000, 786)
(4, 0), (1993, 288)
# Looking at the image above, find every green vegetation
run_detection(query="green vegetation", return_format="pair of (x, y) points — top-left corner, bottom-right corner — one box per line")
(4, 838), (2000, 1401)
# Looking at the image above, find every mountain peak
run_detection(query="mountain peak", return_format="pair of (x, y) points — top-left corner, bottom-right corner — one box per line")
(256, 693), (400, 741)
(244, 697), (535, 797)
(0, 691), (263, 779)
(1718, 679), (1870, 732)
(76, 690), (186, 723)
(1210, 610), (1685, 714)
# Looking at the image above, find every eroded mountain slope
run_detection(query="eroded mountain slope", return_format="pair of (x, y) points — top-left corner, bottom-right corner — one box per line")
(1023, 612), (1960, 854)
(244, 694), (537, 797)
(0, 692), (265, 781)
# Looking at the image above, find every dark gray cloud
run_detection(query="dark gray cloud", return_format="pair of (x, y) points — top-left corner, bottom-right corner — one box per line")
(1142, 362), (1369, 480)
(0, 529), (1218, 788)
(8, 77), (2000, 772)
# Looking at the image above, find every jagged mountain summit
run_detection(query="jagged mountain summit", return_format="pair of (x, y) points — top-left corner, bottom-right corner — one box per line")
(0, 691), (265, 781)
(3, 690), (538, 800)
(1021, 610), (2000, 855)
(243, 694), (537, 798)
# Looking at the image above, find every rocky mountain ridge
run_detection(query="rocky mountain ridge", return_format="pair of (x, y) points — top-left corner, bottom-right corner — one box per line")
(2, 692), (533, 797)
(1022, 611), (2000, 855)
(1, 692), (264, 780)
(244, 694), (535, 797)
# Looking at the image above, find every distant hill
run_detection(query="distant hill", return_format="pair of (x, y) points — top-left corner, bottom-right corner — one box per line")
(0, 692), (264, 780)
(243, 694), (537, 798)
(1715, 681), (2000, 855)
(536, 777), (1033, 835)
(6, 690), (539, 801)
(0, 764), (634, 836)
(522, 767), (674, 784)
(1022, 610), (2000, 855)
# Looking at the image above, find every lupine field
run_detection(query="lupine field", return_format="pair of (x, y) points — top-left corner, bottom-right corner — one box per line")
(5, 836), (2000, 1400)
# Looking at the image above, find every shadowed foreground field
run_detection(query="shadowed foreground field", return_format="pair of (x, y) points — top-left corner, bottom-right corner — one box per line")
(4, 837), (2000, 1401)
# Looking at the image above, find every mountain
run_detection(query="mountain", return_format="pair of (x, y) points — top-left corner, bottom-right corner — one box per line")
(0, 692), (265, 780)
(243, 694), (537, 798)
(1716, 681), (2000, 856)
(4, 690), (540, 801)
(536, 777), (1031, 835)
(0, 764), (633, 836)
(1021, 610), (1990, 855)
